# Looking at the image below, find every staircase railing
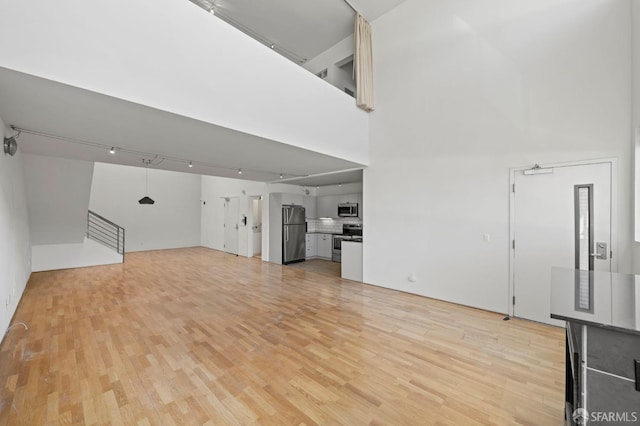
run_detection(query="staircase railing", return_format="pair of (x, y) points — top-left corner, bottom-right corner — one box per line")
(87, 210), (125, 261)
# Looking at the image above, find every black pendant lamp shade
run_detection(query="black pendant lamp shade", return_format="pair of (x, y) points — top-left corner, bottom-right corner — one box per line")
(138, 196), (155, 205)
(139, 159), (155, 205)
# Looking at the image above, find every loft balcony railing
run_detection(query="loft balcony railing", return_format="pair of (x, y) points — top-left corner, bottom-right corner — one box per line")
(87, 210), (125, 261)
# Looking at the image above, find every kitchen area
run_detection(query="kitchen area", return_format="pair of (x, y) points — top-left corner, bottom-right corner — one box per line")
(278, 190), (363, 281)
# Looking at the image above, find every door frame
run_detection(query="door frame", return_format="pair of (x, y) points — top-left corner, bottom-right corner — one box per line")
(247, 195), (264, 259)
(508, 157), (618, 318)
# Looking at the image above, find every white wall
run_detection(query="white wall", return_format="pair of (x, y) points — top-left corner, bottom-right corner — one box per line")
(0, 0), (368, 166)
(23, 154), (94, 245)
(200, 175), (305, 262)
(634, 1), (640, 136)
(365, 0), (633, 313)
(304, 35), (356, 95)
(0, 117), (31, 334)
(633, 1), (640, 262)
(32, 238), (122, 272)
(90, 163), (201, 252)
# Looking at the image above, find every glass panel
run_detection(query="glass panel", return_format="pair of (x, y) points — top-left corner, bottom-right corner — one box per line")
(574, 185), (593, 312)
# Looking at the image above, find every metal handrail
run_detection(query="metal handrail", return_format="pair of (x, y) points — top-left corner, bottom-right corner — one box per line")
(88, 210), (121, 229)
(88, 219), (120, 235)
(87, 210), (125, 261)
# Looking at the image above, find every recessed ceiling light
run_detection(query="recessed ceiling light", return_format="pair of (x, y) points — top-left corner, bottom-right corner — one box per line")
(270, 44), (275, 49)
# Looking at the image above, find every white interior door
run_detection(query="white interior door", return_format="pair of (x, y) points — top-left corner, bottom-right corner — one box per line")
(513, 162), (612, 326)
(224, 198), (239, 255)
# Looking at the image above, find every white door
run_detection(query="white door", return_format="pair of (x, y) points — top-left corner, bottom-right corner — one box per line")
(513, 162), (612, 326)
(224, 198), (239, 255)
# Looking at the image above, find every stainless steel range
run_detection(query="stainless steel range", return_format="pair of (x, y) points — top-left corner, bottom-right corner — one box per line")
(332, 223), (363, 263)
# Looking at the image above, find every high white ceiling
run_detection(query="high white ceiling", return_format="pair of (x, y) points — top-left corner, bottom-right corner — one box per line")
(190, 0), (409, 63)
(1, 0), (412, 187)
(0, 67), (363, 183)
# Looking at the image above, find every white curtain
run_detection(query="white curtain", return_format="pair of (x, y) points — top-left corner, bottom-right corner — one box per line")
(354, 13), (374, 112)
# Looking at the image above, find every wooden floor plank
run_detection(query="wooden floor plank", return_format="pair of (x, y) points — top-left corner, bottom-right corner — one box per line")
(0, 247), (564, 424)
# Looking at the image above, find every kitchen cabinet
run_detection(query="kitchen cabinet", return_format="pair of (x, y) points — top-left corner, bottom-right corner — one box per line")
(341, 241), (363, 281)
(339, 194), (362, 218)
(317, 233), (332, 259)
(349, 194), (363, 219)
(281, 193), (303, 206)
(316, 194), (363, 219)
(317, 196), (337, 218)
(305, 234), (317, 259)
(303, 196), (317, 219)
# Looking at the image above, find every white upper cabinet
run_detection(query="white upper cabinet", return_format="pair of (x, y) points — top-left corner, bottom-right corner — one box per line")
(317, 195), (337, 218)
(315, 193), (363, 218)
(356, 193), (363, 218)
(281, 193), (304, 206)
(303, 196), (317, 219)
(280, 192), (363, 219)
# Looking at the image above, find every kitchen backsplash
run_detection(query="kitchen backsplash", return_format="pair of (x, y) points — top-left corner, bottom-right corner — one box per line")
(306, 218), (362, 234)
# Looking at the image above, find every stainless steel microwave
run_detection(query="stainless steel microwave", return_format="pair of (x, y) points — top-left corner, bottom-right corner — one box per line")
(338, 203), (358, 217)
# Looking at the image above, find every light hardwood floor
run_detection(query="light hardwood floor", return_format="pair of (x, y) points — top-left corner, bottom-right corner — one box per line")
(0, 247), (565, 425)
(286, 259), (341, 278)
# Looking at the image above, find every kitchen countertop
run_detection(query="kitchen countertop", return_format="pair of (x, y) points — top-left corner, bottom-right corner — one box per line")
(550, 267), (640, 335)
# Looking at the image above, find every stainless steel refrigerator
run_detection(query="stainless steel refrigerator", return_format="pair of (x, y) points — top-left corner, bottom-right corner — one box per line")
(282, 205), (306, 264)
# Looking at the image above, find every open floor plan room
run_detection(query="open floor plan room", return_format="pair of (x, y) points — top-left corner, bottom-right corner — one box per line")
(0, 248), (564, 424)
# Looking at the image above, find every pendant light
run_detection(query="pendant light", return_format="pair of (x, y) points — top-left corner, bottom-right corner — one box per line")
(138, 159), (155, 205)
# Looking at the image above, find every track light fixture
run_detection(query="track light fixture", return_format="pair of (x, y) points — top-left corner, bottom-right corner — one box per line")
(3, 136), (17, 156)
(10, 127), (301, 181)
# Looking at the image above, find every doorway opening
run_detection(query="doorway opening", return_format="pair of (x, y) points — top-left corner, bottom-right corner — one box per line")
(248, 196), (263, 259)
